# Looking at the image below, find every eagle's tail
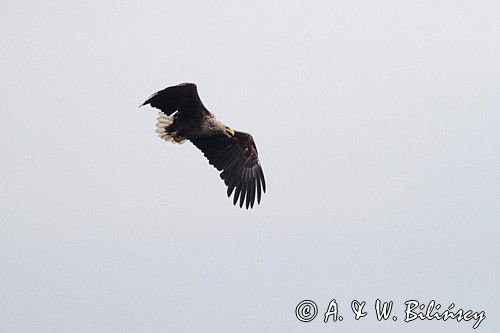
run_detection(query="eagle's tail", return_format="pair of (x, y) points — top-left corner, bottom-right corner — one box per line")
(155, 112), (186, 144)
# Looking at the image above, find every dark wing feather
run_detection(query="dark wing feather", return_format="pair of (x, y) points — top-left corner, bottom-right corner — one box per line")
(190, 131), (265, 208)
(140, 83), (210, 118)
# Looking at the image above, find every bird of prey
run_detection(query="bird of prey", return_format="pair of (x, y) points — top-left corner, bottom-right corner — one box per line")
(140, 83), (266, 208)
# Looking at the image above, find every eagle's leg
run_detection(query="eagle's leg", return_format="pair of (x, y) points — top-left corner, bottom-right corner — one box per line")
(170, 131), (186, 143)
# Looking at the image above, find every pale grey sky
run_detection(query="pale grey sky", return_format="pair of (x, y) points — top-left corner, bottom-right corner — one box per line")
(1, 1), (499, 332)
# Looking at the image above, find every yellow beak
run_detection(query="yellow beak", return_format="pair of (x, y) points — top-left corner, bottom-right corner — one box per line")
(226, 128), (235, 137)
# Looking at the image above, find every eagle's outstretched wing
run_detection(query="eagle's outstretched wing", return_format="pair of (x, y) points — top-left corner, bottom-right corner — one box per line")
(190, 131), (266, 209)
(140, 83), (210, 118)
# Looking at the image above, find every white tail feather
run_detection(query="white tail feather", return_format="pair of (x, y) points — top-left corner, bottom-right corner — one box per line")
(155, 112), (186, 144)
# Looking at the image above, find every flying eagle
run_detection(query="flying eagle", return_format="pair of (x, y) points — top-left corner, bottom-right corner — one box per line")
(141, 83), (266, 209)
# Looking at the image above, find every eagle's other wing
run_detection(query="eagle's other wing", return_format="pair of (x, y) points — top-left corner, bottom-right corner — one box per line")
(140, 83), (210, 118)
(190, 131), (266, 209)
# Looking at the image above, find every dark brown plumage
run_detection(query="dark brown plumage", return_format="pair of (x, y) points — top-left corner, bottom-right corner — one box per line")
(141, 83), (265, 208)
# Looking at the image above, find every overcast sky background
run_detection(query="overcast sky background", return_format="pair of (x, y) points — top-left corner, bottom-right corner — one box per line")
(1, 1), (499, 332)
